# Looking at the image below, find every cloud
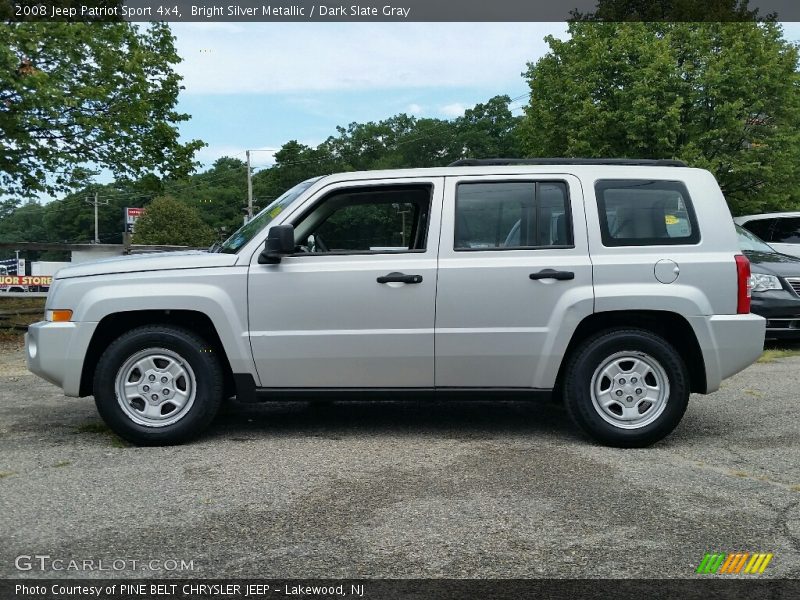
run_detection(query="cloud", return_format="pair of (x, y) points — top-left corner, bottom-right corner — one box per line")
(439, 103), (466, 118)
(171, 23), (566, 95)
(405, 103), (424, 115)
(195, 145), (277, 168)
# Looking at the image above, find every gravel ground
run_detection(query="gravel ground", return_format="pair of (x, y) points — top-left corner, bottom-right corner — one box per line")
(1, 340), (799, 579)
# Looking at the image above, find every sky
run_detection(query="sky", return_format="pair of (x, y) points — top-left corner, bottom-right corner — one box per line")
(168, 22), (568, 171)
(47, 20), (800, 193)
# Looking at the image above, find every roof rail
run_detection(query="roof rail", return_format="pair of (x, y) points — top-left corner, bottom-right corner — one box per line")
(448, 158), (688, 167)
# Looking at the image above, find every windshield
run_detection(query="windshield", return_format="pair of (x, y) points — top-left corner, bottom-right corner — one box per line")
(217, 177), (322, 253)
(736, 224), (775, 253)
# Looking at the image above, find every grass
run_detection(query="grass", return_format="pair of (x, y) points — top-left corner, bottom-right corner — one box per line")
(75, 422), (110, 434)
(52, 460), (71, 468)
(0, 297), (47, 335)
(74, 422), (128, 448)
(0, 297), (47, 310)
(0, 470), (16, 479)
(758, 348), (800, 363)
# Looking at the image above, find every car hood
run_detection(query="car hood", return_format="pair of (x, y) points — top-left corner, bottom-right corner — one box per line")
(744, 250), (800, 278)
(54, 251), (238, 279)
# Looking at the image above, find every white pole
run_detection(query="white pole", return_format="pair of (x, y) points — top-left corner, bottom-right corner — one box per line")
(93, 192), (99, 243)
(246, 150), (253, 222)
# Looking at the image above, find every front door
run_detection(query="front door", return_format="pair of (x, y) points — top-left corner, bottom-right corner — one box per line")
(247, 177), (443, 388)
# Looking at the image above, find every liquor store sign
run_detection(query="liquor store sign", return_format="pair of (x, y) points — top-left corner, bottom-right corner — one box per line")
(0, 275), (53, 286)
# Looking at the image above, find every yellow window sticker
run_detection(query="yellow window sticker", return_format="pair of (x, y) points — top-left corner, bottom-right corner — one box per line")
(665, 214), (679, 225)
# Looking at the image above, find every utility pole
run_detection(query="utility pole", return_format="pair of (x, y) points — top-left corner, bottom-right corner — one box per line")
(86, 192), (109, 243)
(246, 150), (253, 222)
(244, 148), (278, 223)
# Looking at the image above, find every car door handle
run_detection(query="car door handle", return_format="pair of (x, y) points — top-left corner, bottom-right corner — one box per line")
(377, 272), (423, 284)
(529, 269), (575, 281)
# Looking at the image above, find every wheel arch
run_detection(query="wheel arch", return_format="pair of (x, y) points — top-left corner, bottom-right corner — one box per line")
(555, 310), (707, 396)
(79, 310), (235, 398)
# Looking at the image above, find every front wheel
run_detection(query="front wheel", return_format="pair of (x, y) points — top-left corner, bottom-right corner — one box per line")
(93, 325), (224, 446)
(563, 329), (690, 448)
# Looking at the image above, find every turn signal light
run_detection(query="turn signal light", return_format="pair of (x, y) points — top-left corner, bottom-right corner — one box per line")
(46, 309), (73, 322)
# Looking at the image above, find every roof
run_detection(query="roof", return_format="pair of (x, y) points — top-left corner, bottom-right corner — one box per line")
(311, 161), (700, 187)
(448, 158), (689, 167)
(735, 212), (800, 221)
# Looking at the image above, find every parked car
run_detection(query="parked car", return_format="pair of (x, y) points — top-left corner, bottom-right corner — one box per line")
(26, 158), (765, 448)
(734, 212), (800, 258)
(736, 224), (800, 339)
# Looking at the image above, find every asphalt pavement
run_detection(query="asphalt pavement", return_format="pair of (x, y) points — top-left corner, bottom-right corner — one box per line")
(1, 342), (798, 579)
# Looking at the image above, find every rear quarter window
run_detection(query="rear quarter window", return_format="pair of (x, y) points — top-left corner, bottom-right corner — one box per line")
(595, 179), (700, 246)
(741, 218), (775, 242)
(770, 217), (800, 244)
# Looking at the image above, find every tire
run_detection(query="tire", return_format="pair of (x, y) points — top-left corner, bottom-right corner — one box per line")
(563, 328), (690, 448)
(93, 325), (224, 446)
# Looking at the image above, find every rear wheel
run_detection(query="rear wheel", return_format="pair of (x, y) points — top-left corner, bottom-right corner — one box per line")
(93, 325), (224, 446)
(563, 329), (690, 447)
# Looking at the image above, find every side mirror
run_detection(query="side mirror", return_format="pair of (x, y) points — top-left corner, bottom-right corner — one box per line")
(259, 225), (295, 264)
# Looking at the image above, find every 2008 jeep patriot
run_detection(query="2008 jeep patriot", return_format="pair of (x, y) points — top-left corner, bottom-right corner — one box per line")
(26, 159), (766, 447)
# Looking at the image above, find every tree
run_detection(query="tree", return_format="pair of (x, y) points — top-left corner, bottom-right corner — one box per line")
(571, 0), (762, 21)
(165, 156), (248, 235)
(520, 22), (800, 215)
(0, 22), (204, 198)
(252, 94), (524, 202)
(453, 95), (523, 159)
(132, 196), (215, 247)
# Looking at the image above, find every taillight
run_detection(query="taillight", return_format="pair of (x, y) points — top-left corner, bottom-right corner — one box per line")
(735, 254), (751, 314)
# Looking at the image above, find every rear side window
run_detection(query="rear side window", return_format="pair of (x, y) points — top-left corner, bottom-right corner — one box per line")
(455, 181), (572, 250)
(595, 180), (700, 246)
(741, 218), (775, 242)
(770, 217), (800, 244)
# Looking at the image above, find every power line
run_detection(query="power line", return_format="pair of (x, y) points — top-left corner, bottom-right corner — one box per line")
(12, 93), (534, 224)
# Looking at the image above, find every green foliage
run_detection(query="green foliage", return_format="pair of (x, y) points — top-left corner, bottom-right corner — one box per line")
(252, 95), (523, 199)
(572, 0), (763, 21)
(0, 22), (203, 198)
(0, 94), (523, 253)
(164, 156), (247, 237)
(521, 22), (800, 215)
(131, 196), (215, 247)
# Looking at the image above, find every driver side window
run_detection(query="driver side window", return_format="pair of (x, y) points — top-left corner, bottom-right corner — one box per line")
(293, 184), (432, 254)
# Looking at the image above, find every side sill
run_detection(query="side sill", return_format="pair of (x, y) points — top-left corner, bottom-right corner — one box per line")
(232, 375), (552, 403)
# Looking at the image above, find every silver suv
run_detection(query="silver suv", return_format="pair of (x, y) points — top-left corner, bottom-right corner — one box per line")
(26, 159), (765, 447)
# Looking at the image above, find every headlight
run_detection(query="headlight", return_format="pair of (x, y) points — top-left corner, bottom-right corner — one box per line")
(750, 273), (782, 293)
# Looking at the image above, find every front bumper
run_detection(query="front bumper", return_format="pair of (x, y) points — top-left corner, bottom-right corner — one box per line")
(751, 292), (800, 339)
(26, 320), (98, 397)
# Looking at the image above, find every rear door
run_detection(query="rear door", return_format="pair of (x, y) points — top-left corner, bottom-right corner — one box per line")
(434, 174), (594, 389)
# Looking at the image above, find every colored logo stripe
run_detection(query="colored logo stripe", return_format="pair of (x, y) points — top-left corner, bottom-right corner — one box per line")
(697, 553), (726, 574)
(745, 553), (773, 574)
(696, 553), (773, 574)
(720, 553), (749, 573)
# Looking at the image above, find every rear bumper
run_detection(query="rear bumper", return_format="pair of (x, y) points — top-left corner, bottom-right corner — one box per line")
(688, 313), (765, 393)
(26, 320), (97, 397)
